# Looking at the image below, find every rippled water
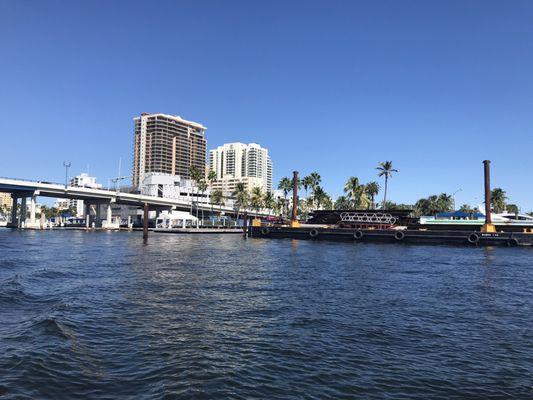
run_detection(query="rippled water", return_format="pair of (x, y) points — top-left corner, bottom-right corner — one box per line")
(0, 229), (532, 399)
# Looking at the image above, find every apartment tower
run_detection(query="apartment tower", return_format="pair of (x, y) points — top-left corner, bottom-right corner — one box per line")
(209, 142), (273, 194)
(132, 113), (207, 187)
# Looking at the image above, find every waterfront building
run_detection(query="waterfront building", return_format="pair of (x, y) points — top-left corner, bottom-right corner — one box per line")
(0, 192), (12, 211)
(209, 142), (273, 194)
(69, 173), (103, 217)
(138, 172), (214, 208)
(132, 113), (207, 187)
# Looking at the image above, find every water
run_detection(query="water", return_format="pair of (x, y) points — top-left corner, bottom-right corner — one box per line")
(0, 229), (532, 399)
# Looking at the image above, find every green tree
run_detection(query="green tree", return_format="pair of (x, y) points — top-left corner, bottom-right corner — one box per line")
(506, 204), (519, 214)
(376, 161), (398, 209)
(459, 204), (477, 214)
(344, 177), (370, 209)
(302, 175), (313, 199)
(491, 188), (507, 213)
(263, 191), (276, 218)
(232, 182), (249, 222)
(312, 186), (329, 209)
(414, 193), (453, 216)
(197, 179), (208, 225)
(334, 195), (351, 210)
(211, 189), (224, 222)
(189, 165), (202, 218)
(277, 177), (292, 217)
(365, 181), (380, 210)
(250, 187), (264, 217)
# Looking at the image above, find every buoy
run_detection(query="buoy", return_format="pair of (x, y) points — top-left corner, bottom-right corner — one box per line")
(353, 230), (364, 240)
(309, 229), (319, 238)
(261, 227), (270, 236)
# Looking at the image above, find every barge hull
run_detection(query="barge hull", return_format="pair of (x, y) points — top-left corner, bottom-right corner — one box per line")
(250, 227), (533, 247)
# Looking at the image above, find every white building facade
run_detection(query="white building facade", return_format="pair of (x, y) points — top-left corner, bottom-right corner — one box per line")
(65, 173), (103, 217)
(209, 142), (272, 195)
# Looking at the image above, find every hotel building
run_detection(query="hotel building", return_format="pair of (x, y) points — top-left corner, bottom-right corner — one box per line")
(132, 113), (207, 187)
(209, 142), (273, 194)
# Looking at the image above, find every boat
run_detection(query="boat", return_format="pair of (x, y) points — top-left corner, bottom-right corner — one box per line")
(416, 210), (533, 232)
(155, 210), (199, 230)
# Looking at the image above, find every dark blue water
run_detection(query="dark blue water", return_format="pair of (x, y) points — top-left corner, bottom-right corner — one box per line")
(0, 229), (532, 399)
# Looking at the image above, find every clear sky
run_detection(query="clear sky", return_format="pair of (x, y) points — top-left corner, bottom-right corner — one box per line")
(1, 0), (532, 210)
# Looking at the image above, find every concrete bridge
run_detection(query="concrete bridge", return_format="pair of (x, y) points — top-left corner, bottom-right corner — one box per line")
(0, 177), (266, 229)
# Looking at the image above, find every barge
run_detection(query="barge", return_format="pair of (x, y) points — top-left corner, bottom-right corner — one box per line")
(251, 162), (533, 247)
(249, 225), (533, 247)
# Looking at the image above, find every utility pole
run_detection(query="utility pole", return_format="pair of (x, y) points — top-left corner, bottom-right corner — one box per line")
(63, 161), (71, 188)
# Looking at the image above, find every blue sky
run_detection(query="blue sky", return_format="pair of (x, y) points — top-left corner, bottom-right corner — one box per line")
(1, 0), (532, 210)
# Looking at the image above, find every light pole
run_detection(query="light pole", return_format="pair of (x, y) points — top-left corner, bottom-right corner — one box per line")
(452, 188), (462, 211)
(63, 161), (71, 188)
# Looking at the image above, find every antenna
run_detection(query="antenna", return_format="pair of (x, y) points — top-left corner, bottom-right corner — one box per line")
(111, 156), (132, 193)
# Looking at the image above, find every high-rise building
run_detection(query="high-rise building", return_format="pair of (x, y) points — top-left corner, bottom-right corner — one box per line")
(132, 113), (207, 187)
(209, 142), (273, 194)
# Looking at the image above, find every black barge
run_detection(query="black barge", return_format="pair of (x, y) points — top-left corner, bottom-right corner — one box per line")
(249, 226), (533, 247)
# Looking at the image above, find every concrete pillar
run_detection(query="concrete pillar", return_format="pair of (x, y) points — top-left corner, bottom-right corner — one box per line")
(85, 203), (91, 228)
(20, 197), (27, 228)
(95, 204), (102, 228)
(127, 215), (132, 230)
(106, 204), (112, 226)
(10, 195), (18, 227)
(40, 211), (46, 229)
(29, 195), (36, 225)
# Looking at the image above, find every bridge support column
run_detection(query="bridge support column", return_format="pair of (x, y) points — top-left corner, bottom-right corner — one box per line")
(10, 195), (18, 227)
(143, 203), (149, 241)
(20, 197), (27, 228)
(85, 203), (91, 229)
(29, 195), (36, 225)
(106, 204), (112, 227)
(95, 204), (102, 228)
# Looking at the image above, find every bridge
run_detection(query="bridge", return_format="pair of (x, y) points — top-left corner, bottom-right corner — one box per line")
(0, 177), (267, 229)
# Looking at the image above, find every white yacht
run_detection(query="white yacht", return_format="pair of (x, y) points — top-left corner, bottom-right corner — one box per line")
(419, 210), (533, 232)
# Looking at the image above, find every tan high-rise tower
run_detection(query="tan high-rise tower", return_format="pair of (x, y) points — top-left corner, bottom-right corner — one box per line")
(132, 113), (207, 187)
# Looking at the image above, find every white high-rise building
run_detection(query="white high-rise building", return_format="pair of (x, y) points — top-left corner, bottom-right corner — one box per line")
(69, 173), (103, 217)
(209, 142), (272, 195)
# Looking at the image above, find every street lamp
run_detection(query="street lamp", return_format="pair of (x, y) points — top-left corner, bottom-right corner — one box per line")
(63, 161), (71, 188)
(452, 188), (462, 211)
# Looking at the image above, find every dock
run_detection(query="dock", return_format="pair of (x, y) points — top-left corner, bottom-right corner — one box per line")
(249, 226), (533, 247)
(154, 228), (242, 234)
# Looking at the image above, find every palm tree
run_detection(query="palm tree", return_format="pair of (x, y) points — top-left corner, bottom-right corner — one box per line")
(344, 176), (360, 207)
(302, 175), (313, 198)
(277, 177), (292, 217)
(232, 182), (249, 222)
(250, 187), (264, 217)
(313, 186), (328, 209)
(308, 172), (321, 192)
(343, 177), (369, 209)
(491, 188), (507, 213)
(334, 195), (351, 210)
(376, 161), (398, 209)
(189, 165), (202, 217)
(197, 179), (208, 226)
(365, 182), (380, 210)
(211, 189), (224, 224)
(263, 191), (276, 218)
